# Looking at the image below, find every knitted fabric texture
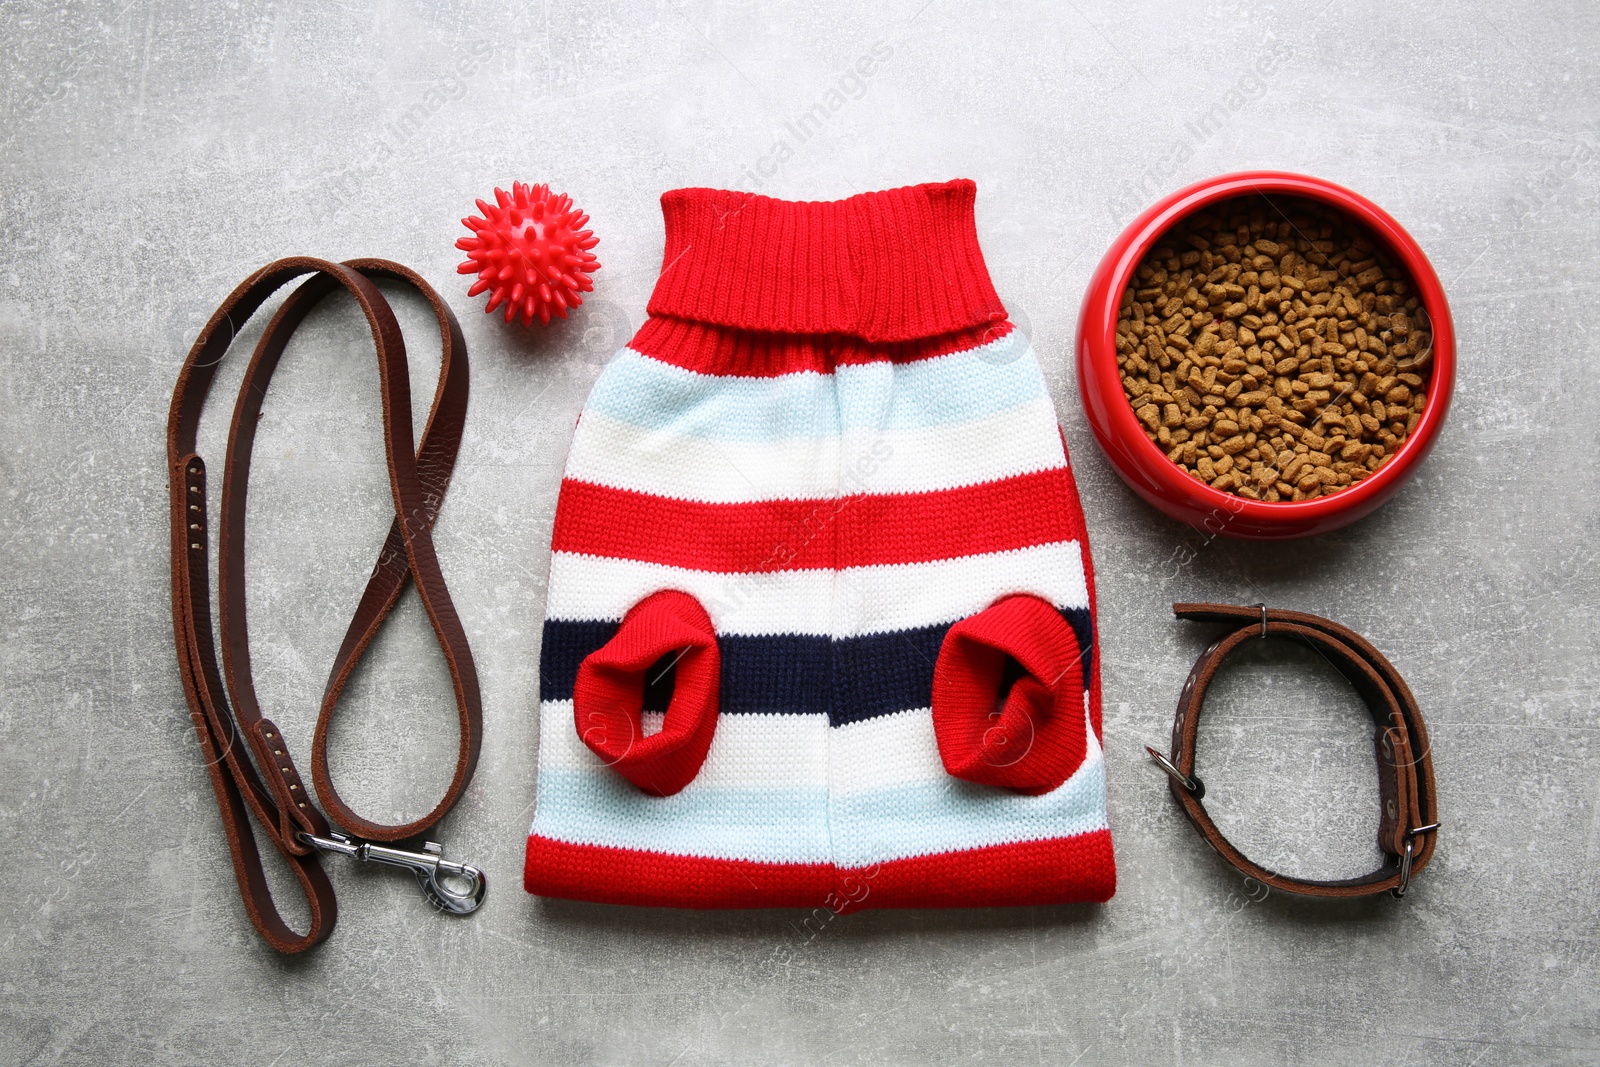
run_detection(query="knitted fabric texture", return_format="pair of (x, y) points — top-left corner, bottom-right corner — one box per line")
(525, 180), (1115, 909)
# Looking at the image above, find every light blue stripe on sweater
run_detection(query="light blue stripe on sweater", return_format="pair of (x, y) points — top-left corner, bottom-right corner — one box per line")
(529, 757), (1107, 866)
(531, 774), (833, 865)
(830, 760), (1106, 869)
(583, 331), (1046, 442)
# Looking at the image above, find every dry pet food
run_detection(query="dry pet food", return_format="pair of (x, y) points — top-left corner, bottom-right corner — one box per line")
(1115, 196), (1432, 501)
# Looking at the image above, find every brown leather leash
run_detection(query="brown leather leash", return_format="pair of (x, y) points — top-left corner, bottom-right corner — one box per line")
(1147, 603), (1439, 899)
(167, 256), (485, 953)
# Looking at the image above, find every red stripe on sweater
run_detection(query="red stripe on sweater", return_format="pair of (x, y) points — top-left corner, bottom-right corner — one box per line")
(550, 467), (1085, 572)
(523, 830), (1115, 910)
(853, 830), (1115, 909)
(627, 316), (1015, 378)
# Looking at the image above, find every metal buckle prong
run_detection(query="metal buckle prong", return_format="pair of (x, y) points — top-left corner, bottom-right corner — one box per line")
(1391, 839), (1416, 898)
(1390, 821), (1440, 899)
(1146, 745), (1205, 800)
(300, 831), (488, 915)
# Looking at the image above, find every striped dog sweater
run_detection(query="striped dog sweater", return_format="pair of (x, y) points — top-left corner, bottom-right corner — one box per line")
(524, 180), (1115, 909)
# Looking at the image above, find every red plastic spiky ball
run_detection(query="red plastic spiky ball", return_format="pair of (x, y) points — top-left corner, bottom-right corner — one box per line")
(456, 182), (601, 326)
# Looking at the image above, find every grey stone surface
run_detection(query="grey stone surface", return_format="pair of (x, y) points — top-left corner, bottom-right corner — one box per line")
(2, 0), (1597, 1063)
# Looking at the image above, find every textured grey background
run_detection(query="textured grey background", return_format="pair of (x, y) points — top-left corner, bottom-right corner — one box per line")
(2, 0), (1597, 1063)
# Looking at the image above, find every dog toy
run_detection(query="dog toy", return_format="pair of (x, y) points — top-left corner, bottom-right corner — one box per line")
(456, 182), (600, 326)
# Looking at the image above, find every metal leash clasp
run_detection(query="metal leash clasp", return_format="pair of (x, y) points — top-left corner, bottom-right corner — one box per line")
(299, 831), (488, 915)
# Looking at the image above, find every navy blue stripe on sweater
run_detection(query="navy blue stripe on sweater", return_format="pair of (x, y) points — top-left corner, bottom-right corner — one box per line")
(539, 608), (1093, 728)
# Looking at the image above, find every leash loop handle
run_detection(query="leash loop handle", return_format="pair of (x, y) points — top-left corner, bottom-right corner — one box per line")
(166, 257), (484, 951)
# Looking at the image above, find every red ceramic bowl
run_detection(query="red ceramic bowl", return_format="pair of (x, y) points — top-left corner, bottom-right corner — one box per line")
(1075, 171), (1455, 540)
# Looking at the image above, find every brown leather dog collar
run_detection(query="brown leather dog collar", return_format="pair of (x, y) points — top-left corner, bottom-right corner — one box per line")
(1148, 603), (1439, 899)
(167, 258), (485, 951)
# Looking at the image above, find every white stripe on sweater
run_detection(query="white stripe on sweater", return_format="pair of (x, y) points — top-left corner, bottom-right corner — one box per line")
(545, 540), (1089, 637)
(541, 701), (829, 786)
(539, 699), (1101, 794)
(564, 396), (1065, 503)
